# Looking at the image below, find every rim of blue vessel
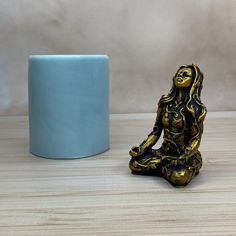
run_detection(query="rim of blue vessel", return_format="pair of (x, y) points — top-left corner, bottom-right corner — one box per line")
(29, 54), (108, 59)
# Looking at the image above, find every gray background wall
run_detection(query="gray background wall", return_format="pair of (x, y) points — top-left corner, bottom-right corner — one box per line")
(0, 0), (235, 115)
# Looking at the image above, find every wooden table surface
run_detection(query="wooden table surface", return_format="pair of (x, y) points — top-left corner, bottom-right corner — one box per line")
(0, 113), (235, 236)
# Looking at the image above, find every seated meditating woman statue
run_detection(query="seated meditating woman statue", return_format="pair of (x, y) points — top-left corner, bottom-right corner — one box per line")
(129, 64), (207, 187)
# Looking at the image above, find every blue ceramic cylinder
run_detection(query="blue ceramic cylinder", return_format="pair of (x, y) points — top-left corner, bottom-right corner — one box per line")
(28, 55), (109, 159)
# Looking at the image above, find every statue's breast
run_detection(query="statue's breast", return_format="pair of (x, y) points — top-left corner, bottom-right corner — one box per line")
(162, 112), (170, 127)
(172, 117), (184, 129)
(162, 104), (186, 132)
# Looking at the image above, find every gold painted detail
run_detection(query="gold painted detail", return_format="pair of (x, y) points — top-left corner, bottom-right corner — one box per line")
(129, 64), (207, 187)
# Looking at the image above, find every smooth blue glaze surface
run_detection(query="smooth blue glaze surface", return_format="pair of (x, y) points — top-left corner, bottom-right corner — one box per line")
(28, 55), (109, 159)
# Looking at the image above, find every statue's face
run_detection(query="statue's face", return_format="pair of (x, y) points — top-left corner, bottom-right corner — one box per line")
(174, 67), (192, 88)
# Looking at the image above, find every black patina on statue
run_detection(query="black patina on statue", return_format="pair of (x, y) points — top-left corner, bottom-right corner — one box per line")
(129, 64), (207, 187)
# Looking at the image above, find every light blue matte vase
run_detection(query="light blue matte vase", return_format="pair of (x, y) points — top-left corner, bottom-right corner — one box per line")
(28, 55), (109, 159)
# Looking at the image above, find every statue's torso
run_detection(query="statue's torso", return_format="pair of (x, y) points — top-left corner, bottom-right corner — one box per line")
(161, 102), (191, 155)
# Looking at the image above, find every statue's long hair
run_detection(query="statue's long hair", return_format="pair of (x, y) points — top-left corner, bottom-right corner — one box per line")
(159, 64), (207, 122)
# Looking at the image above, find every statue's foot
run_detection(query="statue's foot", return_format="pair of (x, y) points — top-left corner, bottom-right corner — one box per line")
(129, 155), (162, 176)
(162, 167), (197, 187)
(162, 154), (202, 187)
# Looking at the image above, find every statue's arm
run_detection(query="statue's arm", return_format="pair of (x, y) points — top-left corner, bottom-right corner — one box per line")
(140, 106), (164, 149)
(184, 119), (204, 159)
(129, 105), (164, 157)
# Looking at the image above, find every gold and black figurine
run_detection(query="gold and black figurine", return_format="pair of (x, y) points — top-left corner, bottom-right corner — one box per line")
(129, 64), (207, 187)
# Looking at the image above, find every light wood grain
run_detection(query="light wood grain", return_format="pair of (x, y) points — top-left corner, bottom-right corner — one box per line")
(0, 113), (235, 236)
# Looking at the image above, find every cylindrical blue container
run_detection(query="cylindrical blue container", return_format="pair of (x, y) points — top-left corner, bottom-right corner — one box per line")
(28, 55), (109, 159)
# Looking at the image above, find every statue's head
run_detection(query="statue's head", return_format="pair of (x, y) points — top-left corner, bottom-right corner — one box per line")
(160, 64), (206, 121)
(174, 66), (193, 88)
(174, 64), (204, 91)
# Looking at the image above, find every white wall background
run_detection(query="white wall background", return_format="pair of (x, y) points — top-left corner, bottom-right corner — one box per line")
(0, 0), (236, 115)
